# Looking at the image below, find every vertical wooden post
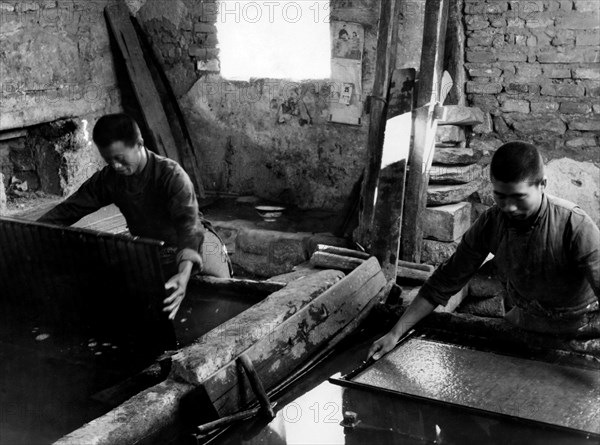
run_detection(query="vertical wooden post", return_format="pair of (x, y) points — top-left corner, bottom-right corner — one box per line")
(370, 69), (415, 281)
(400, 0), (449, 263)
(445, 0), (466, 106)
(356, 0), (399, 250)
(371, 159), (407, 280)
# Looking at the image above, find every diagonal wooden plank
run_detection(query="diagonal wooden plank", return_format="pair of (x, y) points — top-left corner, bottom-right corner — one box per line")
(104, 3), (181, 164)
(132, 19), (205, 198)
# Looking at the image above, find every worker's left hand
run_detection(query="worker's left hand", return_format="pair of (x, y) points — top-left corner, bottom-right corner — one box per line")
(164, 270), (191, 320)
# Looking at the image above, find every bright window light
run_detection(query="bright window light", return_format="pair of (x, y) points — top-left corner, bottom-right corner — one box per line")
(216, 1), (331, 81)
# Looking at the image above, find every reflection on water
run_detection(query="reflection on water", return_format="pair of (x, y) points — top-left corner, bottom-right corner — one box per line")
(272, 382), (345, 445)
(0, 283), (258, 445)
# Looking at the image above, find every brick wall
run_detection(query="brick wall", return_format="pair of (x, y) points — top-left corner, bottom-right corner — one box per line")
(464, 0), (600, 161)
(134, 0), (219, 97)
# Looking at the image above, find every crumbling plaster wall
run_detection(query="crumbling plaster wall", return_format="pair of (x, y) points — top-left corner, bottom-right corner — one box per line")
(0, 0), (122, 211)
(465, 0), (600, 225)
(0, 0), (121, 130)
(131, 0), (422, 211)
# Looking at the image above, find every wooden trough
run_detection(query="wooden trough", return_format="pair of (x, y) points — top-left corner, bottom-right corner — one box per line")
(52, 257), (388, 445)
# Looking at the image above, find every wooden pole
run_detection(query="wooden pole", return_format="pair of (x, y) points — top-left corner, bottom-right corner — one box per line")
(310, 251), (366, 271)
(370, 68), (416, 281)
(400, 0), (449, 263)
(445, 0), (466, 106)
(370, 159), (407, 280)
(315, 244), (370, 260)
(356, 0), (399, 249)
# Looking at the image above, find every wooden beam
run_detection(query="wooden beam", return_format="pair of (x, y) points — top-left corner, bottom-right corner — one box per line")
(170, 269), (346, 385)
(132, 18), (205, 198)
(201, 257), (386, 416)
(400, 0), (449, 263)
(104, 3), (181, 164)
(397, 259), (434, 272)
(0, 128), (26, 141)
(415, 0), (450, 109)
(370, 68), (416, 281)
(314, 244), (370, 260)
(310, 251), (366, 271)
(356, 0), (400, 249)
(371, 159), (407, 280)
(190, 276), (286, 295)
(311, 251), (434, 284)
(396, 265), (432, 284)
(444, 0), (466, 106)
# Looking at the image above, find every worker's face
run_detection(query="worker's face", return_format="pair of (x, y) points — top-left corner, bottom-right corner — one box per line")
(98, 140), (145, 176)
(492, 177), (546, 221)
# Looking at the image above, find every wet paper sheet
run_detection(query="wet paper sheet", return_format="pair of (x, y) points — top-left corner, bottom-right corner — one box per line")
(352, 338), (600, 434)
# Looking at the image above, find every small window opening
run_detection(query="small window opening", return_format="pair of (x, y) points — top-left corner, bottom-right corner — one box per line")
(217, 1), (331, 81)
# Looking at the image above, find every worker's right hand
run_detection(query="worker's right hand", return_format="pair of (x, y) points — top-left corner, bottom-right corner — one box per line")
(367, 332), (400, 361)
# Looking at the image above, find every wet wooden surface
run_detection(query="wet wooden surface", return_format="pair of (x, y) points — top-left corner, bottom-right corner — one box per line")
(202, 258), (386, 416)
(353, 338), (600, 434)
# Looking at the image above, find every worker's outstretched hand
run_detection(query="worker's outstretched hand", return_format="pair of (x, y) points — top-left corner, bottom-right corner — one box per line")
(164, 269), (191, 320)
(367, 331), (400, 361)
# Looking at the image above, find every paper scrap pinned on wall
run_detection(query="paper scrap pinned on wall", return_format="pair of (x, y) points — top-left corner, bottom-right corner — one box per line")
(329, 21), (364, 126)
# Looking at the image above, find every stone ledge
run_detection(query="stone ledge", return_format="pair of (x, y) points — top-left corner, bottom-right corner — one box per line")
(212, 220), (348, 278)
(423, 202), (472, 242)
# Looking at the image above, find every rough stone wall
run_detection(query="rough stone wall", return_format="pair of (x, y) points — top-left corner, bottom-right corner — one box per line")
(464, 0), (600, 226)
(0, 117), (105, 212)
(131, 0), (383, 211)
(0, 0), (122, 131)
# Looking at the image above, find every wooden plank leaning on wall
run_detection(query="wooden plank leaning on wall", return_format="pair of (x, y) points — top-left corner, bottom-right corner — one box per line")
(105, 2), (205, 197)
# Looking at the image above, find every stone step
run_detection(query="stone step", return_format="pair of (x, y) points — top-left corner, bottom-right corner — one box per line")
(429, 163), (484, 184)
(438, 105), (485, 126)
(433, 146), (482, 165)
(421, 238), (460, 266)
(435, 125), (466, 144)
(427, 179), (485, 206)
(469, 137), (503, 154)
(423, 202), (472, 242)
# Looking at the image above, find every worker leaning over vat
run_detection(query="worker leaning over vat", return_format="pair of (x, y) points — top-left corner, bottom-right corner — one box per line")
(369, 141), (600, 360)
(38, 113), (232, 323)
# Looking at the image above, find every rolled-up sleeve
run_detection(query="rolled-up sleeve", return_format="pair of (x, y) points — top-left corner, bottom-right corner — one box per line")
(419, 210), (493, 306)
(164, 167), (205, 270)
(37, 170), (112, 226)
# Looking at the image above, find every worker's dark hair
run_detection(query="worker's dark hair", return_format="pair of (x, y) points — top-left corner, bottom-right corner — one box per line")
(490, 141), (544, 184)
(92, 113), (142, 149)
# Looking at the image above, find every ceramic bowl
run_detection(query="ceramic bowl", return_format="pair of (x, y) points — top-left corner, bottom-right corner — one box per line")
(255, 205), (285, 222)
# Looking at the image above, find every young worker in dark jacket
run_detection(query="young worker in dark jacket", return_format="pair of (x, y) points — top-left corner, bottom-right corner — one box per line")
(369, 141), (600, 360)
(39, 113), (231, 321)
